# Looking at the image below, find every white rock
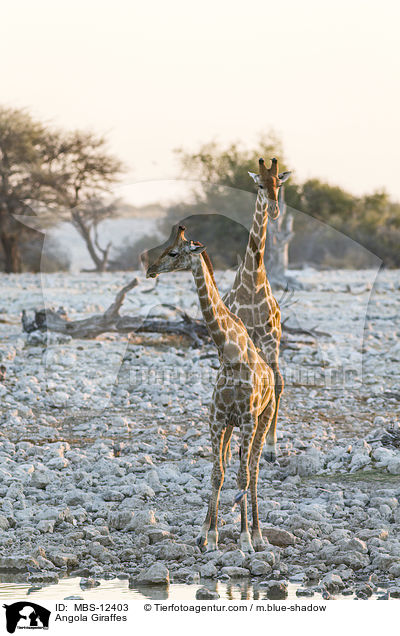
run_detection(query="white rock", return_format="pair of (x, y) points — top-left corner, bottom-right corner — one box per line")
(387, 457), (400, 475)
(135, 482), (155, 499)
(30, 468), (52, 489)
(287, 448), (324, 476)
(37, 520), (55, 533)
(136, 563), (170, 585)
(126, 509), (157, 531)
(321, 572), (345, 591)
(221, 566), (249, 578)
(250, 559), (271, 576)
(49, 391), (69, 407)
(47, 457), (69, 470)
(349, 453), (371, 472)
(199, 562), (218, 578)
(220, 550), (246, 567)
(372, 447), (395, 465)
(0, 555), (38, 570)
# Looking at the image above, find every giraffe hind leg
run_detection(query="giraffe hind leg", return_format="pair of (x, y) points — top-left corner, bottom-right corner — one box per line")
(196, 425), (233, 548)
(196, 422), (225, 551)
(222, 424), (233, 469)
(236, 416), (256, 553)
(265, 368), (283, 464)
(250, 397), (275, 550)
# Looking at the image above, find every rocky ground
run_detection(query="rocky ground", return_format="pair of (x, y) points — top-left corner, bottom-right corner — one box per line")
(0, 268), (399, 599)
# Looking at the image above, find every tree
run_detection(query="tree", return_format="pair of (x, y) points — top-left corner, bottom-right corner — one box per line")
(175, 133), (286, 190)
(265, 185), (296, 286)
(288, 180), (400, 268)
(0, 107), (56, 272)
(70, 196), (119, 272)
(156, 134), (292, 278)
(41, 130), (123, 272)
(0, 106), (123, 273)
(146, 137), (400, 272)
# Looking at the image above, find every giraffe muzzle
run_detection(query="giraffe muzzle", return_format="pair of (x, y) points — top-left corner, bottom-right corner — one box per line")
(146, 269), (158, 279)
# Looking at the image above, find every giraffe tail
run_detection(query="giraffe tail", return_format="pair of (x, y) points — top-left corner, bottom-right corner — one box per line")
(233, 489), (248, 507)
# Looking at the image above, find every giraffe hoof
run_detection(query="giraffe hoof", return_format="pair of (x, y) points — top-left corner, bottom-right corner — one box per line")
(196, 535), (207, 549)
(239, 532), (254, 553)
(252, 538), (266, 551)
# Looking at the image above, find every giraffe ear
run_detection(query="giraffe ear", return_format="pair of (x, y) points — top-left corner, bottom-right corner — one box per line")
(248, 171), (261, 185)
(189, 243), (206, 254)
(278, 171), (291, 183)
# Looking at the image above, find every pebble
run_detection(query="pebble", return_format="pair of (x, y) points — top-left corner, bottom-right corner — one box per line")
(80, 578), (100, 589)
(220, 566), (249, 578)
(199, 562), (218, 578)
(321, 573), (345, 593)
(264, 581), (288, 600)
(0, 269), (399, 596)
(296, 588), (314, 597)
(134, 564), (170, 586)
(196, 587), (220, 600)
(263, 528), (296, 547)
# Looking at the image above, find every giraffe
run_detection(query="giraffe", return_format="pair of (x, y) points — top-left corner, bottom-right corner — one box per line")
(224, 157), (291, 463)
(146, 226), (275, 552)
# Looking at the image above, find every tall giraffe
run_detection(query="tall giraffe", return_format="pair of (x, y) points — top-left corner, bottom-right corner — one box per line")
(147, 226), (275, 552)
(224, 157), (291, 463)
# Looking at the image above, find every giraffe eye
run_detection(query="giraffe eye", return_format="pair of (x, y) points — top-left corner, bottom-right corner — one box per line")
(169, 251), (178, 257)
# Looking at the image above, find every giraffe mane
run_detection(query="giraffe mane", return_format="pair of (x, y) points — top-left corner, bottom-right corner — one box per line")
(192, 242), (217, 287)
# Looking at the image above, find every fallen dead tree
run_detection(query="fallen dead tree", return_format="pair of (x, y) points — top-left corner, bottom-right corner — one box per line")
(21, 276), (327, 348)
(21, 277), (209, 345)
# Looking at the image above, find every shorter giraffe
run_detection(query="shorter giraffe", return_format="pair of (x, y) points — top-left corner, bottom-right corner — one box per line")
(147, 227), (275, 552)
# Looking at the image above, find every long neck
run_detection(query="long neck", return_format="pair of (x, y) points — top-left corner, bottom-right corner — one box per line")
(191, 253), (232, 351)
(241, 190), (268, 279)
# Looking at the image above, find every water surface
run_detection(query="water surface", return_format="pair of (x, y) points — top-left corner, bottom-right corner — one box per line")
(0, 577), (388, 601)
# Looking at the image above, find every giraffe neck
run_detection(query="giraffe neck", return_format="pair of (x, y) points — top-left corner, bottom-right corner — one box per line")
(253, 191), (268, 258)
(191, 253), (236, 352)
(241, 190), (268, 280)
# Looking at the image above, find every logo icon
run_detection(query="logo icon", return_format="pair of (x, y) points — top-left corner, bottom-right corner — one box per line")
(3, 603), (51, 633)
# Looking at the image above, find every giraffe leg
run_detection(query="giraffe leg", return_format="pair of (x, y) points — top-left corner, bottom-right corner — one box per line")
(222, 424), (233, 469)
(239, 492), (253, 553)
(250, 398), (275, 550)
(265, 367), (283, 464)
(236, 417), (256, 553)
(196, 422), (225, 552)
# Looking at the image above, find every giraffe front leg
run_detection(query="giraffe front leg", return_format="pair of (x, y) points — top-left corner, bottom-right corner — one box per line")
(239, 493), (254, 553)
(196, 422), (225, 552)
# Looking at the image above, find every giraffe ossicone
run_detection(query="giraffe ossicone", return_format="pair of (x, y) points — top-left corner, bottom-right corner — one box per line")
(146, 226), (276, 553)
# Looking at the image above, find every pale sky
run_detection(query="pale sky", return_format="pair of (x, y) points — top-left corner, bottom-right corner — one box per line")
(2, 0), (400, 202)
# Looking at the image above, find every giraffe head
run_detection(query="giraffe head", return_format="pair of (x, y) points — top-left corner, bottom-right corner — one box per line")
(146, 226), (206, 278)
(249, 158), (291, 219)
